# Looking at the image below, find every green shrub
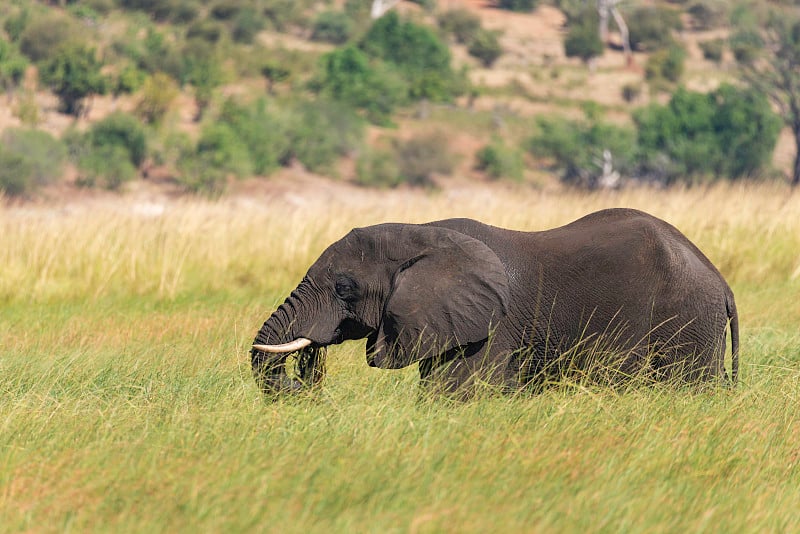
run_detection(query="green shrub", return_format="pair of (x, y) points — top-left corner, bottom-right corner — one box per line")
(0, 148), (34, 197)
(217, 98), (291, 175)
(195, 122), (253, 178)
(528, 115), (637, 188)
(634, 85), (781, 182)
(210, 0), (242, 20)
(88, 112), (148, 168)
(231, 8), (265, 44)
(468, 29), (504, 67)
(186, 20), (224, 43)
(19, 12), (82, 63)
(3, 8), (30, 42)
(475, 140), (524, 181)
(0, 129), (66, 195)
(627, 6), (682, 51)
(621, 83), (642, 103)
(438, 9), (481, 44)
(645, 44), (686, 84)
(1, 128), (67, 189)
(355, 147), (402, 188)
(135, 72), (179, 124)
(394, 131), (455, 187)
(564, 9), (603, 63)
(133, 29), (185, 81)
(0, 40), (28, 92)
(39, 44), (109, 116)
(687, 0), (729, 30)
(285, 100), (365, 174)
(311, 10), (355, 44)
(77, 145), (138, 190)
(497, 0), (539, 13)
(113, 64), (146, 96)
(699, 38), (724, 62)
(360, 12), (465, 102)
(730, 29), (763, 64)
(315, 45), (407, 126)
(118, 0), (199, 23)
(263, 0), (304, 31)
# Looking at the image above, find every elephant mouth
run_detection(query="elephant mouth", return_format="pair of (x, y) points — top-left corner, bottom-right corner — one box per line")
(251, 345), (327, 395)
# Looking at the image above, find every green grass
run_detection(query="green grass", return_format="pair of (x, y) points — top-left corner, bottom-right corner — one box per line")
(1, 184), (799, 531)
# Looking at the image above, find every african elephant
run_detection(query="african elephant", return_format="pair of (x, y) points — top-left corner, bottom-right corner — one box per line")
(251, 208), (739, 397)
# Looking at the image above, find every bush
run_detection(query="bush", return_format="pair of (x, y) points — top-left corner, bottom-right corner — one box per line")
(186, 20), (224, 43)
(634, 85), (781, 182)
(0, 129), (66, 196)
(645, 44), (686, 84)
(0, 40), (28, 92)
(497, 0), (539, 12)
(77, 145), (138, 190)
(315, 45), (407, 126)
(113, 64), (146, 96)
(438, 9), (481, 44)
(231, 8), (265, 44)
(627, 6), (682, 51)
(468, 29), (504, 67)
(88, 112), (148, 168)
(730, 30), (763, 64)
(19, 12), (82, 63)
(0, 148), (34, 197)
(263, 0), (304, 31)
(687, 0), (729, 31)
(194, 122), (253, 178)
(3, 8), (30, 42)
(311, 10), (355, 44)
(475, 140), (524, 181)
(355, 147), (402, 188)
(135, 72), (179, 124)
(217, 98), (291, 175)
(285, 100), (365, 174)
(1, 128), (67, 189)
(394, 131), (455, 187)
(360, 12), (465, 102)
(564, 10), (603, 63)
(39, 44), (109, 116)
(699, 38), (724, 62)
(621, 83), (642, 103)
(528, 115), (637, 188)
(118, 0), (199, 23)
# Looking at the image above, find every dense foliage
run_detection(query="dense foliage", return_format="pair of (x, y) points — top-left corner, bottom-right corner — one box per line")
(0, 0), (797, 196)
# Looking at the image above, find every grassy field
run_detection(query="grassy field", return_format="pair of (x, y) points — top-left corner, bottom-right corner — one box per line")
(1, 183), (800, 532)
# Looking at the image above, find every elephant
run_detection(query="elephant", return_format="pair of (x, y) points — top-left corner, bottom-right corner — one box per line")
(251, 208), (739, 397)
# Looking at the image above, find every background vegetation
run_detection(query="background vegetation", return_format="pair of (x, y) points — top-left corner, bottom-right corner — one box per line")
(1, 185), (799, 530)
(2, 0), (800, 197)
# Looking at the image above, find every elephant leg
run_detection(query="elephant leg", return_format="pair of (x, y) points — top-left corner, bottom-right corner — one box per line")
(419, 341), (516, 400)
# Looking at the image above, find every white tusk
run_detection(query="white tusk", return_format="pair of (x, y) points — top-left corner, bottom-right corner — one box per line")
(253, 338), (312, 353)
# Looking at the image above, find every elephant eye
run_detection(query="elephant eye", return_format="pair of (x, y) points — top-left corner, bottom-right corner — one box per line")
(335, 276), (358, 301)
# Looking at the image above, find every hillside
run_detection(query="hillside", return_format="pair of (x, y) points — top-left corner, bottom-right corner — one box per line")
(0, 0), (797, 200)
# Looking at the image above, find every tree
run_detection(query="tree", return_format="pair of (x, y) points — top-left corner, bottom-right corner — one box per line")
(735, 9), (800, 186)
(39, 44), (108, 116)
(564, 9), (604, 65)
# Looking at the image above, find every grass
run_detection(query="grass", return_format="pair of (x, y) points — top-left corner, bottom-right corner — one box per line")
(1, 183), (800, 531)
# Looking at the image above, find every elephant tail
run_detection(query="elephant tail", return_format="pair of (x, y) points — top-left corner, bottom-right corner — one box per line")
(726, 291), (739, 385)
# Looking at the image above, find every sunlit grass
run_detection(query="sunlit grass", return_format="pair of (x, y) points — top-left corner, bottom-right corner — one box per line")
(1, 183), (799, 531)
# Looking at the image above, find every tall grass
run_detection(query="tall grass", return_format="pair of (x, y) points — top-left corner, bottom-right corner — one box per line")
(1, 183), (799, 531)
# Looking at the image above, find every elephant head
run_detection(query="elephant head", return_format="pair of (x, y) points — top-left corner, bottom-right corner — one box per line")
(251, 223), (511, 393)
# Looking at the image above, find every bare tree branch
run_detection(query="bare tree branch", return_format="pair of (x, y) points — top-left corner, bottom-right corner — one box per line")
(597, 0), (632, 65)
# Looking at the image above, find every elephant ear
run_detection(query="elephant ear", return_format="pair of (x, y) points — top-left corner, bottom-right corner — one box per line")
(368, 227), (510, 369)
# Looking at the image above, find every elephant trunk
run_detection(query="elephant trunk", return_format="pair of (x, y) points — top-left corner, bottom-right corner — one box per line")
(251, 287), (327, 395)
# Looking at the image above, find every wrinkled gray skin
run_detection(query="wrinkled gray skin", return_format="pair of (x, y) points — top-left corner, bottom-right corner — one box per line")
(252, 208), (739, 397)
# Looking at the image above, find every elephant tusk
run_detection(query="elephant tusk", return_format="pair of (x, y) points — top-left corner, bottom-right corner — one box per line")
(253, 338), (312, 353)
